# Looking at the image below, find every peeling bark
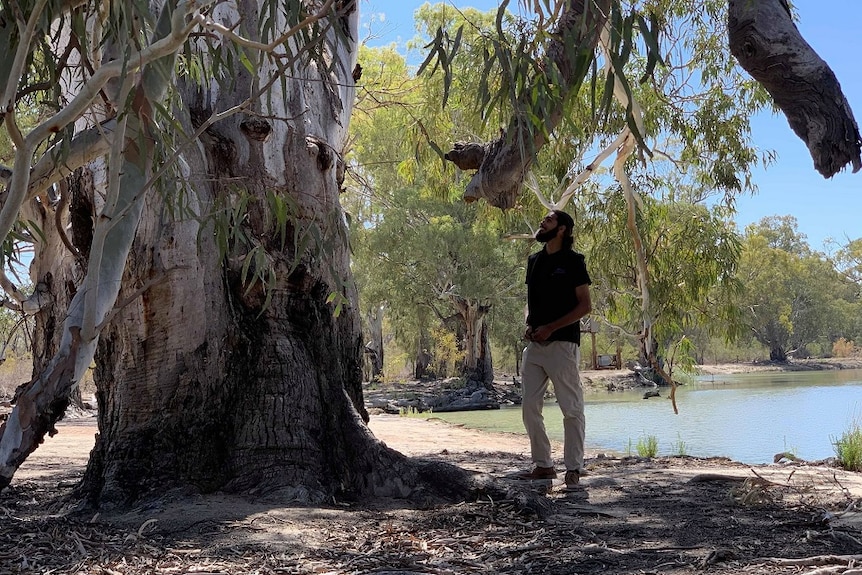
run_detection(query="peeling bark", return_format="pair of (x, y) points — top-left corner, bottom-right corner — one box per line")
(729, 0), (861, 177)
(445, 0), (611, 209)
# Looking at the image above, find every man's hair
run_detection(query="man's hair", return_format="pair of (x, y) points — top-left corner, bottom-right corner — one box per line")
(552, 210), (575, 249)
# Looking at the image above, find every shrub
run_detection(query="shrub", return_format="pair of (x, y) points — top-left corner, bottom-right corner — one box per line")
(671, 434), (688, 456)
(832, 338), (858, 358)
(833, 424), (862, 472)
(636, 435), (659, 458)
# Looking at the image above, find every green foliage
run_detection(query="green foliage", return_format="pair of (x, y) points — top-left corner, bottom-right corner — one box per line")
(429, 327), (464, 378)
(833, 424), (862, 472)
(350, 183), (528, 375)
(583, 188), (742, 365)
(201, 181), (354, 314)
(635, 435), (658, 458)
(833, 238), (862, 287)
(398, 405), (427, 418)
(348, 41), (534, 377)
(0, 306), (32, 360)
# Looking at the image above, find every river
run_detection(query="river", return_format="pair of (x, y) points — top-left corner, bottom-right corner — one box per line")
(426, 368), (862, 464)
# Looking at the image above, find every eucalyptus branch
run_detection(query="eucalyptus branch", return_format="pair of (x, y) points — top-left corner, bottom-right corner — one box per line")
(53, 180), (82, 261)
(0, 1), (204, 253)
(197, 0), (337, 54)
(614, 131), (652, 351)
(523, 172), (555, 211)
(1, 0), (49, 128)
(0, 270), (28, 304)
(25, 120), (114, 200)
(24, 9), (199, 148)
(0, 313), (30, 362)
(555, 129), (629, 209)
(0, 139), (40, 269)
(80, 112), (129, 343)
(598, 20), (646, 140)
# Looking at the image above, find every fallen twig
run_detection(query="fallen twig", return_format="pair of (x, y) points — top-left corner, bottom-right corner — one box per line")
(764, 554), (862, 567)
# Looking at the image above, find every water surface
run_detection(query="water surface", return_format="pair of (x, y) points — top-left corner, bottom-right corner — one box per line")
(427, 369), (862, 463)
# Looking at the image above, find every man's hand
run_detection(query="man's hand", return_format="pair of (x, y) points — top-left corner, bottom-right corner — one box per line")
(530, 325), (554, 342)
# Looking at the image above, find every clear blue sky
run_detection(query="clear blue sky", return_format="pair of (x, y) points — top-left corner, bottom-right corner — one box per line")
(359, 1), (861, 252)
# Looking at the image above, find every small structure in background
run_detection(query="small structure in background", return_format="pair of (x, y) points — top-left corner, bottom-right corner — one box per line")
(581, 318), (622, 370)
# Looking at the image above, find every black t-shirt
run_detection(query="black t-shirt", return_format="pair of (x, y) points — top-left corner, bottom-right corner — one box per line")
(525, 248), (591, 344)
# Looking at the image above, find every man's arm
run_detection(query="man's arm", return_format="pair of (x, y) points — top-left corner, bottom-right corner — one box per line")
(530, 284), (592, 342)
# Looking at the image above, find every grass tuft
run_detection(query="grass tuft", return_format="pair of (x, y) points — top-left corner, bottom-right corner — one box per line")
(636, 435), (659, 458)
(833, 424), (862, 472)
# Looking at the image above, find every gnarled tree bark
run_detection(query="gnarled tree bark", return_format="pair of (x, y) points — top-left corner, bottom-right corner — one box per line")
(729, 0), (861, 177)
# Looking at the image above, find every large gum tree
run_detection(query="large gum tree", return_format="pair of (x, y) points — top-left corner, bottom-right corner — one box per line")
(0, 0), (466, 506)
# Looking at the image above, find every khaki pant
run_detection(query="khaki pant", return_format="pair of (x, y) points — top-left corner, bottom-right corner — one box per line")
(521, 341), (585, 471)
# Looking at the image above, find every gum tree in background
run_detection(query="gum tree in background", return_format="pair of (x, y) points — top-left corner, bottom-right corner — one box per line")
(347, 41), (529, 384)
(738, 217), (842, 361)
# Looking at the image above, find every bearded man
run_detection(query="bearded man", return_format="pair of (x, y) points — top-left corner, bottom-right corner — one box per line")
(519, 210), (592, 491)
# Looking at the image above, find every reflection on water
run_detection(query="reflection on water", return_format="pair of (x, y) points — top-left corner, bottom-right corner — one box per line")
(427, 369), (862, 464)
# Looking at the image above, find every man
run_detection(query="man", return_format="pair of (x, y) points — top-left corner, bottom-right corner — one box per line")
(520, 210), (592, 491)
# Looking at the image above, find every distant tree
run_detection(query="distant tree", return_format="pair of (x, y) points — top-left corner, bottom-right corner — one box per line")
(745, 216), (812, 256)
(834, 238), (862, 287)
(738, 218), (839, 360)
(583, 189), (741, 379)
(347, 40), (530, 384)
(354, 187), (526, 384)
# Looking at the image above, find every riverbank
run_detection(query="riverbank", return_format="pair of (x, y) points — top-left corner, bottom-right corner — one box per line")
(363, 358), (862, 411)
(564, 356), (862, 394)
(697, 357), (862, 375)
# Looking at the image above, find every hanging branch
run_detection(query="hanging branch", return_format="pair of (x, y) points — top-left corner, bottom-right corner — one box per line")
(729, 0), (861, 177)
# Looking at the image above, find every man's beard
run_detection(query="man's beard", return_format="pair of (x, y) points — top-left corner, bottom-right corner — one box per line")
(535, 225), (559, 243)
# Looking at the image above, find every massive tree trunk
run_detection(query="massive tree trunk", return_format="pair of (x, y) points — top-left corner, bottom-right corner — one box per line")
(728, 0), (861, 177)
(77, 1), (413, 507)
(0, 1), (471, 506)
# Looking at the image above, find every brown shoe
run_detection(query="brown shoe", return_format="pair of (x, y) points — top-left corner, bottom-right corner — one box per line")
(564, 469), (582, 490)
(518, 466), (557, 480)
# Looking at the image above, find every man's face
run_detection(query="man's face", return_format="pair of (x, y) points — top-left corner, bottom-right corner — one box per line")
(535, 213), (560, 243)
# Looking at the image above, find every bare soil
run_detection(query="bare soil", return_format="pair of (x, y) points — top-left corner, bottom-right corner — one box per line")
(3, 362), (862, 574)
